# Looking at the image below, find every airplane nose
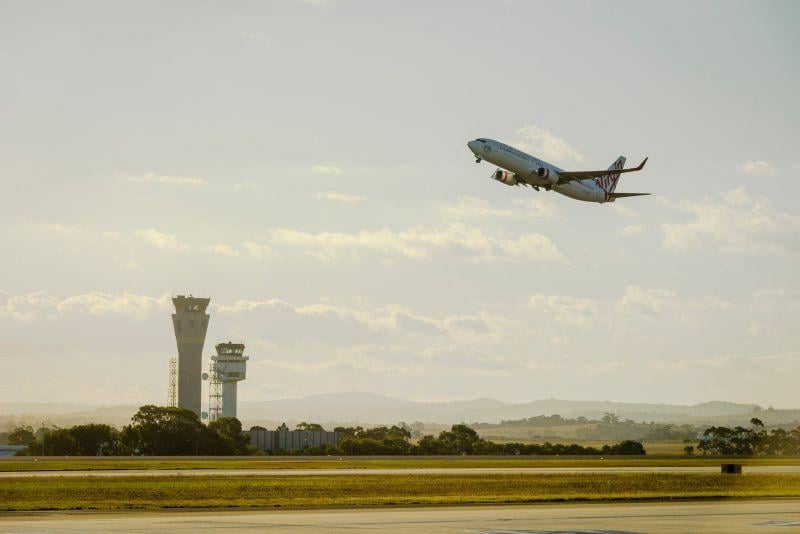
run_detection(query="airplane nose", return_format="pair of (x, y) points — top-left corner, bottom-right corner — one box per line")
(467, 140), (478, 153)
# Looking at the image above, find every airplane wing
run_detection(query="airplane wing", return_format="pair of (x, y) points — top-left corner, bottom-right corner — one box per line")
(558, 157), (648, 182)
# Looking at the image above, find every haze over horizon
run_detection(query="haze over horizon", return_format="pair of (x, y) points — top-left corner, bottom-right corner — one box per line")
(1, 2), (798, 408)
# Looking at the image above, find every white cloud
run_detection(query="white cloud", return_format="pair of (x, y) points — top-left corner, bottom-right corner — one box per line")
(134, 229), (188, 251)
(529, 295), (600, 325)
(241, 31), (269, 44)
(127, 173), (204, 186)
(0, 292), (170, 321)
(242, 241), (273, 258)
(740, 160), (778, 176)
(513, 125), (583, 164)
(268, 224), (567, 263)
(57, 293), (171, 318)
(614, 224), (645, 238)
(311, 164), (343, 175)
(0, 292), (59, 321)
(660, 187), (800, 254)
(616, 286), (732, 323)
(207, 244), (240, 256)
(610, 204), (638, 219)
(316, 192), (366, 203)
(440, 196), (561, 221)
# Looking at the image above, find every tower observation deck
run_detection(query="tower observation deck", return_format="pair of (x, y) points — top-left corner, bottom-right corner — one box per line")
(210, 342), (248, 419)
(171, 295), (210, 417)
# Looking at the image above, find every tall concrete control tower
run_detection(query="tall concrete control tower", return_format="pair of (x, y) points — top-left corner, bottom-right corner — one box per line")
(171, 295), (210, 417)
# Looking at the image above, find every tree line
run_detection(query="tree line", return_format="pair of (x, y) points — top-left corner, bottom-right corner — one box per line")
(7, 405), (646, 456)
(8, 405), (250, 456)
(297, 424), (645, 456)
(695, 419), (800, 455)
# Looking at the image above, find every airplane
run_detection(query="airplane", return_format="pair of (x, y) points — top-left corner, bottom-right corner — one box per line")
(467, 138), (649, 203)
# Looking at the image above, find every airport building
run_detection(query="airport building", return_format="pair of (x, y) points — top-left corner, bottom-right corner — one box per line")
(250, 428), (340, 452)
(171, 295), (210, 417)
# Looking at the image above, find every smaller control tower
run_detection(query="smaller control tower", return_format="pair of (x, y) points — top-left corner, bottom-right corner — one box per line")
(209, 342), (248, 420)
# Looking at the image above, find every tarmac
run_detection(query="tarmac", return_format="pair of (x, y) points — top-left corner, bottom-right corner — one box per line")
(2, 500), (800, 533)
(2, 465), (800, 477)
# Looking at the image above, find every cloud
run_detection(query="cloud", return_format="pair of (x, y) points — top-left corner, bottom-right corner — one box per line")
(529, 295), (600, 325)
(316, 192), (366, 203)
(0, 292), (170, 321)
(440, 196), (561, 221)
(134, 229), (188, 250)
(57, 293), (171, 318)
(513, 126), (583, 164)
(311, 164), (343, 175)
(660, 187), (800, 254)
(0, 292), (59, 321)
(614, 224), (645, 238)
(610, 204), (638, 219)
(267, 224), (567, 263)
(127, 173), (203, 186)
(241, 31), (269, 44)
(615, 286), (732, 323)
(207, 244), (240, 256)
(740, 160), (778, 176)
(242, 241), (272, 258)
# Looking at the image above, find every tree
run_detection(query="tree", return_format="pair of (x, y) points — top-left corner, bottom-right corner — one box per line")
(683, 445), (695, 455)
(69, 424), (121, 456)
(296, 422), (325, 431)
(40, 428), (80, 455)
(121, 405), (206, 455)
(208, 417), (249, 455)
(603, 440), (646, 455)
(7, 426), (35, 446)
(601, 413), (620, 425)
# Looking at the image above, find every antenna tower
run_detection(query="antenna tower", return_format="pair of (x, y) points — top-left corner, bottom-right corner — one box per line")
(168, 357), (177, 407)
(208, 361), (223, 423)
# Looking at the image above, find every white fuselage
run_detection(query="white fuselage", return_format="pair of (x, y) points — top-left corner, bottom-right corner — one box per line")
(468, 138), (607, 203)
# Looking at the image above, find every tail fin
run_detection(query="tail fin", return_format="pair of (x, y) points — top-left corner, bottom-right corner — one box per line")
(595, 156), (625, 194)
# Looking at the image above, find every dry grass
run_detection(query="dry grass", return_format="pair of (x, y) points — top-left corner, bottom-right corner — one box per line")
(2, 473), (800, 511)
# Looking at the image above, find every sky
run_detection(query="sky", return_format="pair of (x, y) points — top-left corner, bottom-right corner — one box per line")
(1, 1), (799, 408)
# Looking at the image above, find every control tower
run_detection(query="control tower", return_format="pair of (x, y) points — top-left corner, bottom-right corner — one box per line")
(171, 295), (210, 417)
(210, 342), (248, 419)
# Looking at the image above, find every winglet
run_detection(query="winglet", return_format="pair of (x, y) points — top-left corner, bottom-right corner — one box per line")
(635, 157), (648, 171)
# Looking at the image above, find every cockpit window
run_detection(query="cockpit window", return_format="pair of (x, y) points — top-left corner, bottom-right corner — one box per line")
(477, 138), (487, 143)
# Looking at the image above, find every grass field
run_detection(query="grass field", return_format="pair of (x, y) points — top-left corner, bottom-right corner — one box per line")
(2, 473), (800, 511)
(3, 455), (800, 472)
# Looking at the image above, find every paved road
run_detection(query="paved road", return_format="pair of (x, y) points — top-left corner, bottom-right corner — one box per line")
(2, 500), (800, 532)
(1, 465), (800, 477)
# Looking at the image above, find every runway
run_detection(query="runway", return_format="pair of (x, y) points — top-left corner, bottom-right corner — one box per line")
(2, 500), (799, 533)
(2, 465), (800, 477)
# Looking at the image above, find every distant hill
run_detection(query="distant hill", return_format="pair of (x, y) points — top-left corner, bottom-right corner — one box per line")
(0, 405), (139, 429)
(0, 403), (96, 415)
(237, 392), (763, 425)
(0, 393), (778, 429)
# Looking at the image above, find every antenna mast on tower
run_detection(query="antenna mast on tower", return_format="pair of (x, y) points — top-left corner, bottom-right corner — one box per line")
(168, 357), (178, 407)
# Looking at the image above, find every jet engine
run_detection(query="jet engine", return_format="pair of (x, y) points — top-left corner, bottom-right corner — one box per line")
(535, 167), (559, 186)
(493, 169), (519, 186)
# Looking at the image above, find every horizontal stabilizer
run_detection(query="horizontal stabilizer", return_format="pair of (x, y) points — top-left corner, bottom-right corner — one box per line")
(607, 192), (650, 198)
(558, 157), (648, 181)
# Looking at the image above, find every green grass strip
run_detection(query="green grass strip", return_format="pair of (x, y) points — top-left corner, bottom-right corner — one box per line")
(2, 473), (800, 511)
